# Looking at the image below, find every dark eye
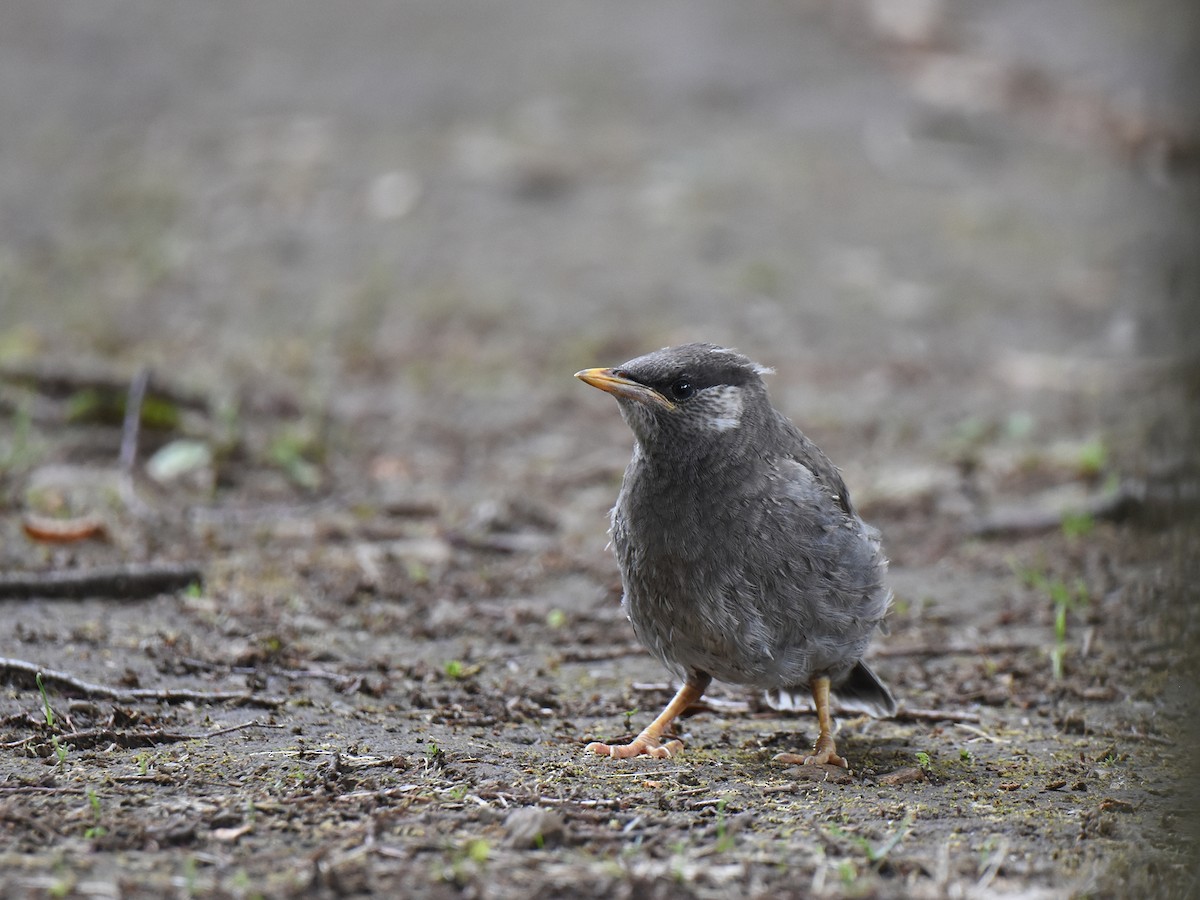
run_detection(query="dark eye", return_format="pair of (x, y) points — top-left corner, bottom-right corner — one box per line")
(668, 377), (695, 402)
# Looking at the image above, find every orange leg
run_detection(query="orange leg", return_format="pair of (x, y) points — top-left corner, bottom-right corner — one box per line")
(586, 672), (711, 759)
(774, 675), (849, 769)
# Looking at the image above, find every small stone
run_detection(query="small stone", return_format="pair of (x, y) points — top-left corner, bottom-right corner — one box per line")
(502, 807), (566, 849)
(878, 766), (927, 786)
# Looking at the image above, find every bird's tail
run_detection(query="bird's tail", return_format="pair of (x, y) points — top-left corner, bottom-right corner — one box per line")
(834, 660), (897, 718)
(765, 660), (897, 718)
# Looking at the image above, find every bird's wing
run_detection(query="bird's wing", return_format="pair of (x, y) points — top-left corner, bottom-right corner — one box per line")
(774, 413), (855, 516)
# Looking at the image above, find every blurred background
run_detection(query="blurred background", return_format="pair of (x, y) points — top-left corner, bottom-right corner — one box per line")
(1, 2), (1198, 894)
(2, 0), (1196, 434)
(2, 1), (1199, 617)
(3, 0), (1199, 609)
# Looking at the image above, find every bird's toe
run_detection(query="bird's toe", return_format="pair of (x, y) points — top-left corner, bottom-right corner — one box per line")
(585, 737), (683, 760)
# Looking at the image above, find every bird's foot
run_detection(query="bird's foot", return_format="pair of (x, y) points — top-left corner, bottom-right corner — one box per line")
(586, 736), (684, 760)
(773, 749), (849, 769)
(773, 733), (848, 769)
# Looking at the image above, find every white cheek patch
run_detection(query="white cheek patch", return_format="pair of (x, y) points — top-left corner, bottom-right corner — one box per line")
(702, 385), (744, 432)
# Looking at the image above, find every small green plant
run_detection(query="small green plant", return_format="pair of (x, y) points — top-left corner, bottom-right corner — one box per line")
(671, 840), (689, 884)
(1048, 577), (1089, 679)
(714, 798), (735, 853)
(960, 747), (973, 763)
(134, 751), (151, 776)
(48, 874), (73, 900)
(1075, 439), (1108, 478)
(465, 838), (489, 864)
(182, 856), (198, 896)
(1012, 562), (1090, 679)
(915, 750), (931, 769)
(827, 812), (914, 867)
(838, 860), (858, 886)
(1060, 510), (1095, 539)
(84, 787), (106, 839)
(546, 608), (567, 629)
(268, 427), (323, 491)
(442, 659), (480, 679)
(0, 397), (34, 472)
(36, 673), (56, 728)
(623, 707), (640, 732)
(36, 674), (68, 764)
(230, 869), (252, 893)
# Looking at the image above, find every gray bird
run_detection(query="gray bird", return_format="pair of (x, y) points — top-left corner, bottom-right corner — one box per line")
(575, 342), (896, 768)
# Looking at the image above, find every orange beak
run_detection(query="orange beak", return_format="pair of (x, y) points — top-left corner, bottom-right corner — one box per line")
(574, 368), (675, 410)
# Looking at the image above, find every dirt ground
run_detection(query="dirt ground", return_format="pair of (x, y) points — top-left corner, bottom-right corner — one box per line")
(1, 2), (1198, 897)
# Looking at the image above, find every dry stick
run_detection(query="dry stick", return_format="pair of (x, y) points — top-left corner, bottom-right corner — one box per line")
(0, 657), (282, 708)
(968, 484), (1142, 537)
(119, 367), (150, 473)
(0, 562), (203, 600)
(875, 641), (1040, 659)
(893, 706), (981, 724)
(5, 721), (279, 750)
(118, 366), (157, 520)
(0, 359), (210, 411)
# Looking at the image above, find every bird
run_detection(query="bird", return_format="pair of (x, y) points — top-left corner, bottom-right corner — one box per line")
(574, 342), (896, 769)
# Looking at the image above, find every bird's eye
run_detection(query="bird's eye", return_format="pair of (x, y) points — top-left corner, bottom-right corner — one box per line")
(668, 378), (695, 402)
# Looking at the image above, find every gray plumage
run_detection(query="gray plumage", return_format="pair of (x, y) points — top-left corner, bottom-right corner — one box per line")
(590, 342), (895, 718)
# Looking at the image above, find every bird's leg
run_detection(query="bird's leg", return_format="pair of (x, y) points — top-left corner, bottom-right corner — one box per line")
(774, 675), (849, 769)
(586, 672), (711, 760)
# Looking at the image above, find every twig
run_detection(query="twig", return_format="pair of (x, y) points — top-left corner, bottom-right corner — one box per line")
(975, 837), (1010, 893)
(118, 367), (157, 520)
(954, 722), (1010, 743)
(0, 657), (282, 708)
(876, 641), (1039, 659)
(5, 720), (280, 751)
(560, 644), (646, 663)
(119, 367), (150, 473)
(197, 720), (285, 738)
(969, 484), (1142, 537)
(0, 359), (210, 411)
(0, 785), (79, 795)
(892, 706), (982, 724)
(0, 562), (203, 600)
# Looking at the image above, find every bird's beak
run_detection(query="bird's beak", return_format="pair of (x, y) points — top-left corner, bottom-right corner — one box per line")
(574, 368), (675, 410)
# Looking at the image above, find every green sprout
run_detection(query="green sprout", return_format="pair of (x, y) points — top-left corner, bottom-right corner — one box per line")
(1075, 439), (1108, 478)
(36, 673), (55, 728)
(466, 838), (490, 864)
(1060, 510), (1095, 539)
(714, 798), (735, 853)
(84, 787), (106, 839)
(1014, 563), (1090, 679)
(826, 811), (914, 867)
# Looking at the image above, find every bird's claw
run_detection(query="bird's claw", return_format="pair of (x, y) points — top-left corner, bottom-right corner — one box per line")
(774, 730), (849, 769)
(773, 750), (850, 769)
(586, 737), (684, 759)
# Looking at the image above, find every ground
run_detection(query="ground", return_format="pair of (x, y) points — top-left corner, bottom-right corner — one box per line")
(1, 2), (1198, 897)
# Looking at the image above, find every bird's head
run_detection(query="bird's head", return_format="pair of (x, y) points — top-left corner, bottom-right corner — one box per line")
(575, 342), (775, 461)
